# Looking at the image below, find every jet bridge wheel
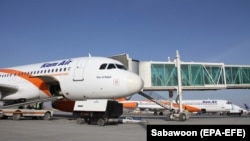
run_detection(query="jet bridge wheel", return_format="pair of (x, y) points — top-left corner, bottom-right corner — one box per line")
(179, 113), (186, 121)
(166, 113), (174, 121)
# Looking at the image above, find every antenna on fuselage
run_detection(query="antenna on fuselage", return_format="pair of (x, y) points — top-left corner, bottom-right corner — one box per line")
(88, 53), (92, 57)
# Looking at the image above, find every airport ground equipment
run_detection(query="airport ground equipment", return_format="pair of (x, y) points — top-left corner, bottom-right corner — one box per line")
(138, 91), (190, 121)
(138, 91), (176, 113)
(116, 116), (148, 124)
(1, 96), (64, 109)
(137, 51), (190, 121)
(0, 96), (63, 120)
(0, 108), (54, 120)
(73, 99), (123, 126)
(165, 109), (190, 121)
(227, 104), (244, 116)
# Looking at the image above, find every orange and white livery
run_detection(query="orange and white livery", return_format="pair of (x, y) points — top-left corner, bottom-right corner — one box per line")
(118, 98), (244, 115)
(0, 55), (144, 107)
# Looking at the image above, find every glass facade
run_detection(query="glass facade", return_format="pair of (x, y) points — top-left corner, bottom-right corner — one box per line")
(151, 64), (250, 87)
(225, 66), (250, 84)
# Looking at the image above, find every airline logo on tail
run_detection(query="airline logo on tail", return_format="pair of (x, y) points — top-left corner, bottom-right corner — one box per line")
(244, 104), (249, 110)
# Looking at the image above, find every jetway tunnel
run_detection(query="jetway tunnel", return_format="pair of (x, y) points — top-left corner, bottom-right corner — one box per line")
(110, 51), (250, 121)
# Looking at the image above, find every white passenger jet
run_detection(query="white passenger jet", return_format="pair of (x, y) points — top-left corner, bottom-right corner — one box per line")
(0, 55), (144, 106)
(117, 98), (246, 116)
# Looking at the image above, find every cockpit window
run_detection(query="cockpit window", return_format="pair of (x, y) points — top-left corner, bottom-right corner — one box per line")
(107, 64), (116, 69)
(99, 63), (127, 70)
(116, 64), (127, 70)
(99, 63), (107, 70)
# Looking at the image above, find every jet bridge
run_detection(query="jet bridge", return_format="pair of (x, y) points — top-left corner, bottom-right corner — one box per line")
(110, 51), (250, 121)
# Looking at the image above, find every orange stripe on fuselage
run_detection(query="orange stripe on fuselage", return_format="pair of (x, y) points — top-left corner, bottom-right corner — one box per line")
(0, 69), (51, 97)
(160, 101), (201, 112)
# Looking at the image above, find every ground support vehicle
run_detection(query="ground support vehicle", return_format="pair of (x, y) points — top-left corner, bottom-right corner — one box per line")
(0, 108), (53, 120)
(73, 99), (123, 126)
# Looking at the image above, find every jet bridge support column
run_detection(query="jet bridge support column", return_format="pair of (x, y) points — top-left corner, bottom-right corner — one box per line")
(176, 50), (183, 113)
(168, 90), (174, 109)
(166, 50), (190, 121)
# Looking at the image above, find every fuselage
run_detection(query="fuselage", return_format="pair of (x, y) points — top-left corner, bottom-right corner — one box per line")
(119, 99), (236, 113)
(0, 56), (144, 102)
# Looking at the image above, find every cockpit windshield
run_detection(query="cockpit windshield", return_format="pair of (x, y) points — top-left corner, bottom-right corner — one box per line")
(99, 63), (127, 70)
(116, 64), (127, 70)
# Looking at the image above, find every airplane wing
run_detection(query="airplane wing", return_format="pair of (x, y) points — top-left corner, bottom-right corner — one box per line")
(0, 83), (18, 95)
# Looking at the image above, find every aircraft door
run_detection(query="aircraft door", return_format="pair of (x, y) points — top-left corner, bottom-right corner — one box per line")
(73, 58), (89, 81)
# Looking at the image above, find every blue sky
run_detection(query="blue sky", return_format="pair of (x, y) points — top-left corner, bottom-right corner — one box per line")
(1, 0), (250, 107)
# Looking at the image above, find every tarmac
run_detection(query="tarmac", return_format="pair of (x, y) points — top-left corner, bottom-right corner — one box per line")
(0, 111), (250, 141)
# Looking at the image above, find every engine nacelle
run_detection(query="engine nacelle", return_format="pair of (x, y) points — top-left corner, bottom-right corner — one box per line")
(52, 99), (75, 112)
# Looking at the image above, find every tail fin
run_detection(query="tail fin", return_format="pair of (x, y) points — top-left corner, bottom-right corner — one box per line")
(244, 104), (249, 110)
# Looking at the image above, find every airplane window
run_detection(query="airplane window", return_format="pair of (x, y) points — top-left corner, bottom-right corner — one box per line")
(59, 68), (62, 72)
(116, 64), (127, 70)
(55, 68), (58, 72)
(107, 64), (116, 69)
(99, 64), (107, 70)
(51, 69), (54, 73)
(64, 68), (66, 71)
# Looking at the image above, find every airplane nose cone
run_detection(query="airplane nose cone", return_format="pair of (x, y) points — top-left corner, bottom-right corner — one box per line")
(127, 73), (144, 94)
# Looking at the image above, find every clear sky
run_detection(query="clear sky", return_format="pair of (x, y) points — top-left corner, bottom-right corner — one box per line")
(1, 0), (250, 107)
